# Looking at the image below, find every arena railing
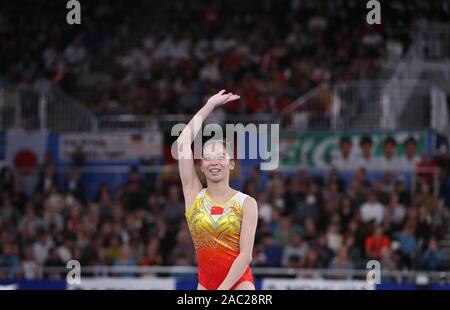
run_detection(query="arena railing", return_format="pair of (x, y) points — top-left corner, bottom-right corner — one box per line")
(382, 23), (450, 130)
(0, 86), (98, 132)
(282, 80), (443, 132)
(1, 81), (445, 134)
(419, 22), (450, 61)
(95, 81), (447, 134)
(1, 266), (450, 285)
(97, 113), (277, 132)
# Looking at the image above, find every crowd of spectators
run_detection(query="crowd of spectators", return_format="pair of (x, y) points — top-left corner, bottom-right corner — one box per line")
(1, 0), (450, 282)
(0, 148), (449, 280)
(2, 0), (448, 117)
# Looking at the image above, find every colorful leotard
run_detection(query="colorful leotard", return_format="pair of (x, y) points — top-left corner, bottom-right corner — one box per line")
(185, 189), (254, 290)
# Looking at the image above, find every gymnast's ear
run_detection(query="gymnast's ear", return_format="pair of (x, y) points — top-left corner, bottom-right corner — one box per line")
(229, 159), (235, 170)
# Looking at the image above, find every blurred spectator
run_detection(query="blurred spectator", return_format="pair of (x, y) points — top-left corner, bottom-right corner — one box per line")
(365, 226), (391, 260)
(413, 182), (439, 214)
(36, 165), (58, 194)
(399, 137), (421, 171)
(360, 192), (385, 225)
(64, 168), (85, 202)
(44, 247), (64, 278)
(162, 186), (183, 226)
(260, 233), (283, 267)
(113, 245), (138, 277)
(274, 215), (296, 246)
(141, 237), (162, 266)
(303, 248), (321, 269)
(328, 248), (354, 278)
(311, 234), (334, 268)
(123, 167), (147, 211)
(339, 197), (355, 228)
(385, 193), (406, 229)
(0, 167), (15, 196)
(379, 247), (401, 283)
(421, 238), (444, 271)
(356, 136), (377, 170)
(332, 136), (354, 171)
(12, 181), (28, 213)
(416, 155), (439, 185)
(257, 192), (273, 224)
(169, 228), (195, 266)
(282, 232), (309, 267)
(395, 179), (412, 207)
(296, 183), (320, 225)
(106, 235), (122, 264)
(71, 146), (85, 167)
(416, 206), (433, 247)
(32, 233), (53, 264)
(343, 235), (363, 268)
(21, 248), (43, 279)
(379, 136), (399, 172)
(326, 218), (343, 253)
(0, 194), (20, 225)
(394, 224), (418, 269)
(0, 243), (20, 278)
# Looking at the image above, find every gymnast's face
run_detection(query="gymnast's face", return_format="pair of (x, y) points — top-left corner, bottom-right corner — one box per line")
(201, 142), (234, 183)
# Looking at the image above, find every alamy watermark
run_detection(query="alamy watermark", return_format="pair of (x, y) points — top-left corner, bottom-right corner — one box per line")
(66, 259), (81, 285)
(171, 116), (279, 171)
(66, 0), (81, 25)
(366, 260), (381, 285)
(366, 0), (381, 25)
(65, 1), (380, 25)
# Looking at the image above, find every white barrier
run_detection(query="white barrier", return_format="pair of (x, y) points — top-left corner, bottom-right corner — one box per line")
(68, 277), (176, 290)
(262, 279), (375, 290)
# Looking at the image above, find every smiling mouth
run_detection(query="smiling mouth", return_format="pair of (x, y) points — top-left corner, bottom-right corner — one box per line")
(208, 168), (221, 173)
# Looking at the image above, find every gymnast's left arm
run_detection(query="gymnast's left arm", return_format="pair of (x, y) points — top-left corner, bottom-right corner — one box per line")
(217, 197), (258, 290)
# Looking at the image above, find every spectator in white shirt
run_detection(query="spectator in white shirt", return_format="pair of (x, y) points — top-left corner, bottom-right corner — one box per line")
(63, 36), (87, 67)
(379, 136), (400, 172)
(356, 135), (378, 170)
(332, 136), (354, 171)
(32, 233), (53, 264)
(360, 192), (385, 224)
(398, 137), (421, 171)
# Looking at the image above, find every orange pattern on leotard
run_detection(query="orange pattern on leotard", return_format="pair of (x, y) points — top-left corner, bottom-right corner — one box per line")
(185, 190), (254, 290)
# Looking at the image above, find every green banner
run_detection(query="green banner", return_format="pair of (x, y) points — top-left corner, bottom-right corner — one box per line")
(279, 131), (428, 170)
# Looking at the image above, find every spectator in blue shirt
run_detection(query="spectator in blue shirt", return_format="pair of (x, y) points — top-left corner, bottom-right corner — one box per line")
(395, 224), (417, 269)
(0, 243), (20, 279)
(261, 232), (284, 267)
(422, 238), (444, 271)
